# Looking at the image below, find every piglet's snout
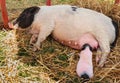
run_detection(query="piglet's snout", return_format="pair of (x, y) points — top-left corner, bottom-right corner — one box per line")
(76, 46), (93, 79)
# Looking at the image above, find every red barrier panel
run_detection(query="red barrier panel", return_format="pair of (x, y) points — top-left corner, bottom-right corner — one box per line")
(115, 0), (120, 4)
(0, 0), (9, 27)
(46, 0), (51, 6)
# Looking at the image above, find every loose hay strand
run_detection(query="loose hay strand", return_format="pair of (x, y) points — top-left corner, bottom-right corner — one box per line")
(99, 61), (120, 81)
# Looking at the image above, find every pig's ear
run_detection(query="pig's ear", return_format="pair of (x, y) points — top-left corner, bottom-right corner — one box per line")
(15, 6), (40, 29)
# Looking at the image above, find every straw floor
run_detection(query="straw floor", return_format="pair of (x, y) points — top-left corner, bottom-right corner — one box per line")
(0, 0), (120, 83)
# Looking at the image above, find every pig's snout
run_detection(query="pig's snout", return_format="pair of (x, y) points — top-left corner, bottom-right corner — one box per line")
(8, 22), (18, 29)
(8, 22), (13, 29)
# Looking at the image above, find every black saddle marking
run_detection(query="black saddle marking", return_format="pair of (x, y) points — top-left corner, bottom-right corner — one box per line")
(110, 20), (119, 49)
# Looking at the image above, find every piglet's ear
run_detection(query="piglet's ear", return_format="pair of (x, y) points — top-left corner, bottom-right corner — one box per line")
(15, 6), (40, 29)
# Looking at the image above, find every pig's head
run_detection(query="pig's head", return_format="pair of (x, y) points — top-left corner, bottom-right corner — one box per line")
(9, 6), (40, 29)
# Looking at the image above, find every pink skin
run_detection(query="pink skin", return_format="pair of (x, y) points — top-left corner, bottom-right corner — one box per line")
(78, 33), (98, 49)
(8, 22), (14, 29)
(76, 47), (93, 78)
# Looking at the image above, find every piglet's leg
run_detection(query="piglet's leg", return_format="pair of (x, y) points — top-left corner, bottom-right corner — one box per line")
(76, 44), (93, 79)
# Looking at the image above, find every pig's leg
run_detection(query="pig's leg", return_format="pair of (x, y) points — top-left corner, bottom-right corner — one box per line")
(96, 48), (102, 64)
(33, 21), (54, 51)
(98, 40), (110, 67)
(29, 26), (40, 45)
(30, 34), (38, 45)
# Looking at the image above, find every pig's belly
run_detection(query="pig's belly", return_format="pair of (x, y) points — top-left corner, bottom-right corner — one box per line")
(52, 34), (80, 49)
(52, 24), (77, 48)
(52, 28), (97, 49)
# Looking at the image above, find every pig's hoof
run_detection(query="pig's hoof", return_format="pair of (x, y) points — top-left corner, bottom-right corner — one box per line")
(33, 44), (40, 51)
(98, 61), (105, 67)
(30, 39), (37, 45)
(30, 42), (34, 46)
